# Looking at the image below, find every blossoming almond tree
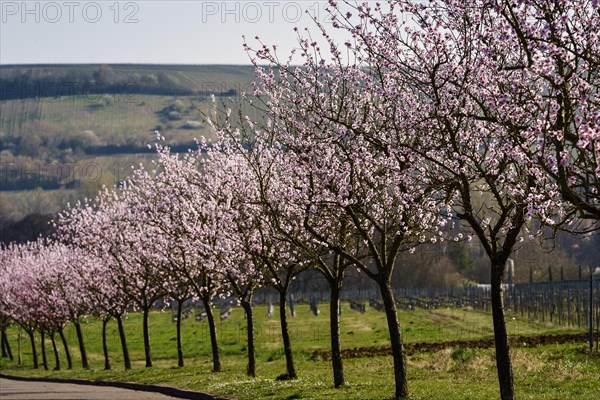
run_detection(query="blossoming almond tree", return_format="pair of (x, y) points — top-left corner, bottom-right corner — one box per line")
(33, 242), (80, 371)
(473, 0), (600, 227)
(235, 22), (453, 398)
(117, 157), (197, 369)
(16, 242), (53, 371)
(76, 251), (129, 371)
(0, 243), (40, 369)
(315, 2), (576, 399)
(54, 244), (120, 371)
(0, 246), (16, 363)
(199, 144), (268, 377)
(118, 140), (240, 373)
(57, 187), (170, 369)
(210, 120), (357, 387)
(98, 189), (170, 369)
(56, 198), (133, 370)
(0, 241), (81, 371)
(205, 116), (329, 381)
(231, 161), (310, 381)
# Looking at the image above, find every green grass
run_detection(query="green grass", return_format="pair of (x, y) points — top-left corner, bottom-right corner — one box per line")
(1, 304), (598, 400)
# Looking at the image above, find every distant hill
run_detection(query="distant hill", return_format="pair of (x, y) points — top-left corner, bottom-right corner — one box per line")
(0, 64), (257, 100)
(0, 64), (261, 195)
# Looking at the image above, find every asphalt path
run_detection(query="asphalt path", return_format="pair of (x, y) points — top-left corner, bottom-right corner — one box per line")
(0, 376), (219, 400)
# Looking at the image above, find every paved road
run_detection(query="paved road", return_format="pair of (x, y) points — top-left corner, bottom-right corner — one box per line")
(0, 377), (194, 400)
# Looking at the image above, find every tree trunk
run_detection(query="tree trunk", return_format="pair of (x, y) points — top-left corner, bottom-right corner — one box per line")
(27, 329), (38, 369)
(102, 317), (111, 370)
(378, 280), (409, 399)
(50, 333), (60, 371)
(58, 327), (72, 369)
(116, 314), (131, 369)
(142, 308), (152, 368)
(40, 331), (48, 371)
(2, 327), (13, 361)
(1, 326), (7, 358)
(329, 281), (344, 388)
(17, 327), (22, 366)
(491, 264), (515, 400)
(241, 300), (256, 377)
(279, 291), (297, 379)
(5, 329), (14, 361)
(176, 300), (184, 367)
(74, 321), (89, 369)
(202, 297), (222, 372)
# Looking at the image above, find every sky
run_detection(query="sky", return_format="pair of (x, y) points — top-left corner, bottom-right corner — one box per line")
(0, 0), (364, 65)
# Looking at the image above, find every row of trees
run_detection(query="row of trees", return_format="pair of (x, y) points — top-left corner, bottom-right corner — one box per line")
(235, 1), (599, 397)
(0, 64), (195, 101)
(1, 1), (599, 399)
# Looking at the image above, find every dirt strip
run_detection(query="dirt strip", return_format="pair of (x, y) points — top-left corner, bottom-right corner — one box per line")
(311, 332), (593, 360)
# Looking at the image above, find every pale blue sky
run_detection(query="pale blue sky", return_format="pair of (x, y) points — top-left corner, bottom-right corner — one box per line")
(0, 1), (360, 64)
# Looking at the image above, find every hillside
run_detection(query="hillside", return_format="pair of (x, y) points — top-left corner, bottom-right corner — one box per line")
(0, 64), (258, 147)
(0, 64), (257, 100)
(0, 64), (260, 194)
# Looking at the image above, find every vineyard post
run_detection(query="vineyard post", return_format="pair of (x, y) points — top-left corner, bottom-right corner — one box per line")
(567, 287), (571, 327)
(596, 278), (599, 352)
(577, 289), (581, 328)
(590, 265), (594, 351)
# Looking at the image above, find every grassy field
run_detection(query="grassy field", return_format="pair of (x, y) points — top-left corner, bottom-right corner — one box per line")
(1, 303), (598, 399)
(0, 94), (214, 147)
